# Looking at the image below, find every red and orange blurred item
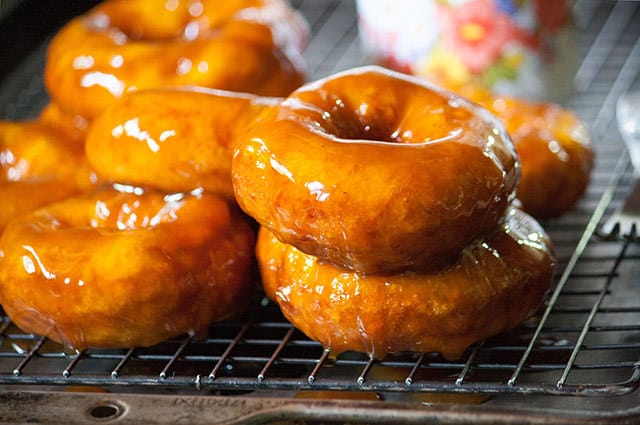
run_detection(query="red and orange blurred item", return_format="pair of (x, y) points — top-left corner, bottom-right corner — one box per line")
(357, 0), (577, 101)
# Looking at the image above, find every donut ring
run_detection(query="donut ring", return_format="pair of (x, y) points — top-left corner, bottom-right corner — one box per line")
(0, 184), (256, 349)
(0, 120), (96, 232)
(86, 87), (280, 199)
(259, 206), (555, 360)
(437, 83), (593, 219)
(233, 66), (519, 274)
(44, 0), (308, 119)
(484, 96), (593, 218)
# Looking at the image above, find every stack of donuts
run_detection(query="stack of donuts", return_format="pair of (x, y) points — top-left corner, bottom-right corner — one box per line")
(0, 0), (308, 229)
(44, 0), (308, 120)
(0, 88), (282, 350)
(0, 0), (591, 359)
(0, 0), (308, 350)
(232, 67), (557, 359)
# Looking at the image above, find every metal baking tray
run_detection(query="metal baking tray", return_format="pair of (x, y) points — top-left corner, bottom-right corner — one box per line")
(1, 0), (640, 423)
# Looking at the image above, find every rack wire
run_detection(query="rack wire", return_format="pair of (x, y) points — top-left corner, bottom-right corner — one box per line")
(1, 0), (640, 402)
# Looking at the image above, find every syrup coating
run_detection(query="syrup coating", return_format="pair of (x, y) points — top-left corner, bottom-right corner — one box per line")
(485, 96), (593, 218)
(0, 185), (256, 349)
(44, 0), (308, 119)
(0, 120), (97, 232)
(259, 206), (555, 360)
(444, 84), (593, 218)
(86, 87), (280, 198)
(39, 103), (90, 145)
(233, 66), (520, 274)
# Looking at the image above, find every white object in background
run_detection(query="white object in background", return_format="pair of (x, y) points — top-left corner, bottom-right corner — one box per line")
(617, 90), (640, 175)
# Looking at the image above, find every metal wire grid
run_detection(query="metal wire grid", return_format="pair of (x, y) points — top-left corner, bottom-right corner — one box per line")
(0, 0), (640, 398)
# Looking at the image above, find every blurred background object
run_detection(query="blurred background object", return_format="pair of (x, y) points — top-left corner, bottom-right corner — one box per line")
(357, 0), (578, 102)
(0, 0), (20, 19)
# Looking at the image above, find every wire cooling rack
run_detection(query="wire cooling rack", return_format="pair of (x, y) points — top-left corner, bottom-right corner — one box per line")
(1, 1), (640, 422)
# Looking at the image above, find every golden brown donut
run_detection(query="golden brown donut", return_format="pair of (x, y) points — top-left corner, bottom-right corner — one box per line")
(0, 120), (97, 232)
(0, 184), (256, 349)
(44, 0), (308, 119)
(233, 66), (519, 274)
(437, 83), (593, 218)
(483, 95), (593, 218)
(259, 206), (555, 360)
(86, 87), (280, 199)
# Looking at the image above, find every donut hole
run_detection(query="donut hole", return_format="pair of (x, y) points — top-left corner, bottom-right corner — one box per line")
(322, 99), (401, 143)
(233, 66), (519, 274)
(287, 68), (480, 145)
(297, 89), (473, 145)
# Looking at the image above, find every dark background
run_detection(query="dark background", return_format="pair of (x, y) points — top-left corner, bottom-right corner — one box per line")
(0, 0), (101, 77)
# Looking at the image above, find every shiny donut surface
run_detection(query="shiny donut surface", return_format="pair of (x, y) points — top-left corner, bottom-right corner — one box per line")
(259, 206), (555, 360)
(39, 103), (90, 145)
(233, 66), (519, 274)
(0, 120), (97, 232)
(442, 83), (593, 218)
(485, 96), (593, 218)
(0, 184), (256, 349)
(45, 0), (308, 118)
(86, 87), (280, 198)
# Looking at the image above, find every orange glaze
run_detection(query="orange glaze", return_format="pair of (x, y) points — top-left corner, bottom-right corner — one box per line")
(44, 0), (308, 119)
(86, 87), (280, 199)
(444, 84), (593, 218)
(0, 120), (97, 232)
(259, 206), (555, 360)
(485, 96), (593, 218)
(39, 103), (90, 145)
(0, 184), (256, 349)
(233, 66), (520, 274)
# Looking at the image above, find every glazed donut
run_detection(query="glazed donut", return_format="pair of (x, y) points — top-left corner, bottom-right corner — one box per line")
(0, 184), (256, 349)
(44, 0), (308, 119)
(436, 83), (593, 219)
(259, 206), (555, 360)
(482, 95), (593, 219)
(232, 66), (519, 274)
(0, 120), (96, 232)
(86, 87), (280, 199)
